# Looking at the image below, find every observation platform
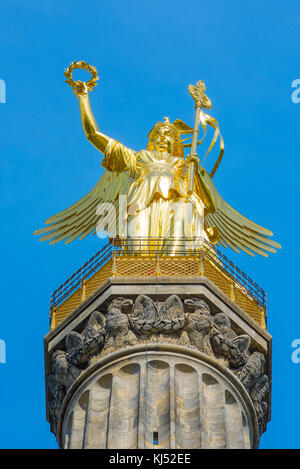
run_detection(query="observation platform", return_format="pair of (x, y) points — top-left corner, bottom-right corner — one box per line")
(49, 238), (266, 330)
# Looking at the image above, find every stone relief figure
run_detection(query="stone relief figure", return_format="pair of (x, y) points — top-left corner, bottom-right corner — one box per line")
(131, 294), (185, 335)
(130, 295), (158, 335)
(48, 310), (106, 431)
(48, 349), (82, 432)
(51, 349), (82, 389)
(66, 310), (106, 365)
(47, 294), (269, 435)
(212, 312), (236, 340)
(104, 297), (137, 349)
(159, 295), (185, 322)
(81, 310), (106, 346)
(239, 351), (269, 434)
(210, 312), (251, 368)
(184, 298), (213, 355)
(65, 332), (84, 366)
(48, 374), (65, 433)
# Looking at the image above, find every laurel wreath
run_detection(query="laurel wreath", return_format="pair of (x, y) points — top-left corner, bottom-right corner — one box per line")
(64, 60), (99, 96)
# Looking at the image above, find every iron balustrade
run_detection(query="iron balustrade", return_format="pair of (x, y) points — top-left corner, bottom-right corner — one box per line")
(50, 237), (266, 318)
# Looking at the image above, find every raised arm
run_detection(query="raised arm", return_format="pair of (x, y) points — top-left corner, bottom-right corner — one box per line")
(77, 83), (109, 154)
(75, 83), (137, 176)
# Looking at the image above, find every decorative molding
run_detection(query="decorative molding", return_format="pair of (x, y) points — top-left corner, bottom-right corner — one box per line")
(47, 295), (268, 437)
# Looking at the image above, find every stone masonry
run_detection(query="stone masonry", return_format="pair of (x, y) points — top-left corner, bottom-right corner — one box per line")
(44, 276), (271, 449)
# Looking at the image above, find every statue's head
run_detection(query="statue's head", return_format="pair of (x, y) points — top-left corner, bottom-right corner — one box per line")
(147, 117), (193, 157)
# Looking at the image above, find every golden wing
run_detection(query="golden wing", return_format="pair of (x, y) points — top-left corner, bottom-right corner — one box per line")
(34, 171), (133, 244)
(195, 168), (281, 257)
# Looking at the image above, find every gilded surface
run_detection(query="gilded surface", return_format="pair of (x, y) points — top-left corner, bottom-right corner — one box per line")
(35, 62), (281, 258)
(51, 255), (266, 330)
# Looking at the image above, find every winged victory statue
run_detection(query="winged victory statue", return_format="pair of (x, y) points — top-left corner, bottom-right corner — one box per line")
(34, 61), (281, 257)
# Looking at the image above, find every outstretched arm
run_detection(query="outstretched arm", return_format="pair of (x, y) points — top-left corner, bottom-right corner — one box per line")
(76, 83), (137, 175)
(77, 83), (109, 154)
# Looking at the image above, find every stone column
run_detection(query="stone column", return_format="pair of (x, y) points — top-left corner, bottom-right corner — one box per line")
(45, 278), (271, 449)
(59, 347), (259, 449)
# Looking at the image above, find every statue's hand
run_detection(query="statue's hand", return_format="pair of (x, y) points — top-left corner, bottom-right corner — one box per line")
(75, 81), (88, 98)
(64, 61), (99, 97)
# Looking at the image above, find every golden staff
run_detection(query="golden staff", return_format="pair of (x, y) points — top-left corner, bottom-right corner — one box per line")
(187, 80), (212, 194)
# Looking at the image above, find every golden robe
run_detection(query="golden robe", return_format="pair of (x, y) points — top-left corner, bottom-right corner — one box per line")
(102, 138), (208, 253)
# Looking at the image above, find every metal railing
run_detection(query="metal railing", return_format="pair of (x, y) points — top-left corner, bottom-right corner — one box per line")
(50, 237), (266, 314)
(50, 241), (112, 310)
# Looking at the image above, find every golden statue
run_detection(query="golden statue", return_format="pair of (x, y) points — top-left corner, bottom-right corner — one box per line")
(35, 61), (281, 257)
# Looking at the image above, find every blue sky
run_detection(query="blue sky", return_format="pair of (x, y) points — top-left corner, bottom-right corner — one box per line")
(0, 0), (299, 449)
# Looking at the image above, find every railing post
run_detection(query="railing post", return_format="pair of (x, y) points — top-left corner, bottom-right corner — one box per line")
(264, 294), (267, 328)
(81, 279), (87, 302)
(259, 306), (266, 329)
(198, 237), (205, 276)
(112, 250), (117, 276)
(230, 279), (236, 302)
(50, 307), (56, 330)
(156, 237), (160, 276)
